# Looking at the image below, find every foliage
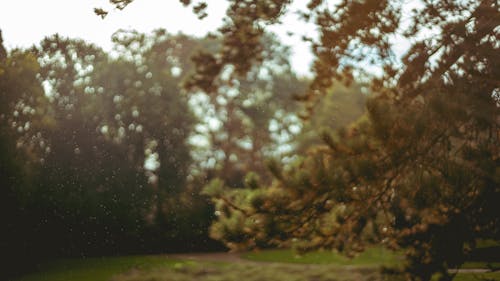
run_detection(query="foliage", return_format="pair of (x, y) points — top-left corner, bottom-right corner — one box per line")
(96, 1), (307, 191)
(25, 32), (200, 255)
(296, 81), (368, 153)
(0, 30), (223, 280)
(174, 1), (500, 281)
(2, 0), (499, 280)
(189, 33), (306, 189)
(0, 35), (47, 279)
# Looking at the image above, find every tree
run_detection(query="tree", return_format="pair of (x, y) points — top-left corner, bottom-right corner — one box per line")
(116, 1), (498, 280)
(188, 33), (306, 190)
(99, 29), (209, 249)
(0, 31), (48, 278)
(22, 30), (203, 255)
(296, 81), (368, 153)
(29, 35), (154, 255)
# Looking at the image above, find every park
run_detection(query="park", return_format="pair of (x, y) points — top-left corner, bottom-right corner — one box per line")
(1, 1), (498, 280)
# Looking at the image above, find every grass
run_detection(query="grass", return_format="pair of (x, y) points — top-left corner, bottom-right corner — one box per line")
(461, 261), (500, 270)
(243, 246), (401, 267)
(451, 272), (500, 281)
(476, 239), (500, 249)
(14, 255), (384, 281)
(13, 255), (180, 281)
(13, 245), (499, 281)
(111, 261), (382, 281)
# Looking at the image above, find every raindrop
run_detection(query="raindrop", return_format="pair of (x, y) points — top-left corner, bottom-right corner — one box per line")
(207, 157), (216, 168)
(132, 109), (140, 118)
(171, 66), (182, 77)
(216, 96), (227, 106)
(227, 88), (238, 97)
(269, 119), (279, 131)
(289, 124), (301, 134)
(113, 95), (123, 103)
(118, 127), (125, 137)
(101, 125), (109, 134)
(229, 154), (238, 162)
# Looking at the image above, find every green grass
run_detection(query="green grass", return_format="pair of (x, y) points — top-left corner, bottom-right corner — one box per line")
(112, 261), (382, 281)
(243, 247), (401, 267)
(452, 272), (500, 281)
(12, 248), (499, 281)
(461, 261), (500, 270)
(476, 239), (500, 249)
(14, 255), (180, 281)
(14, 256), (384, 281)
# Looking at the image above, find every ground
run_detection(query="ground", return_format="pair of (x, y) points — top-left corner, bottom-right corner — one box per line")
(13, 249), (500, 281)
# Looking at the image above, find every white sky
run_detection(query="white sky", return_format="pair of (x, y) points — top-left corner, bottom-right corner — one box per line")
(0, 0), (315, 76)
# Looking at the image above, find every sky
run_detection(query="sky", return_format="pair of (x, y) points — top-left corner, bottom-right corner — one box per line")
(0, 0), (315, 76)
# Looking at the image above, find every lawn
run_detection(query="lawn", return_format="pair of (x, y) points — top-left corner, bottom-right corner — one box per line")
(14, 255), (180, 281)
(14, 255), (383, 281)
(243, 246), (401, 267)
(111, 262), (382, 281)
(449, 272), (500, 281)
(12, 247), (499, 281)
(461, 261), (500, 270)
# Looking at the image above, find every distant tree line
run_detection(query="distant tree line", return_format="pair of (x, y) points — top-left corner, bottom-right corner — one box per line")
(0, 28), (317, 279)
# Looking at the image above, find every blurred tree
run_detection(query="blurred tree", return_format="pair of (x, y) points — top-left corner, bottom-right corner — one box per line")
(189, 33), (306, 190)
(0, 30), (6, 60)
(96, 2), (306, 191)
(24, 30), (204, 255)
(1, 28), (228, 274)
(93, 29), (209, 249)
(0, 32), (47, 278)
(30, 35), (153, 255)
(106, 29), (196, 196)
(296, 81), (368, 153)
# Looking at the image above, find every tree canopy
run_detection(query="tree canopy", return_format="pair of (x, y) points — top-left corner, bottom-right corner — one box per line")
(0, 25), (307, 278)
(98, 1), (498, 280)
(1, 30), (210, 277)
